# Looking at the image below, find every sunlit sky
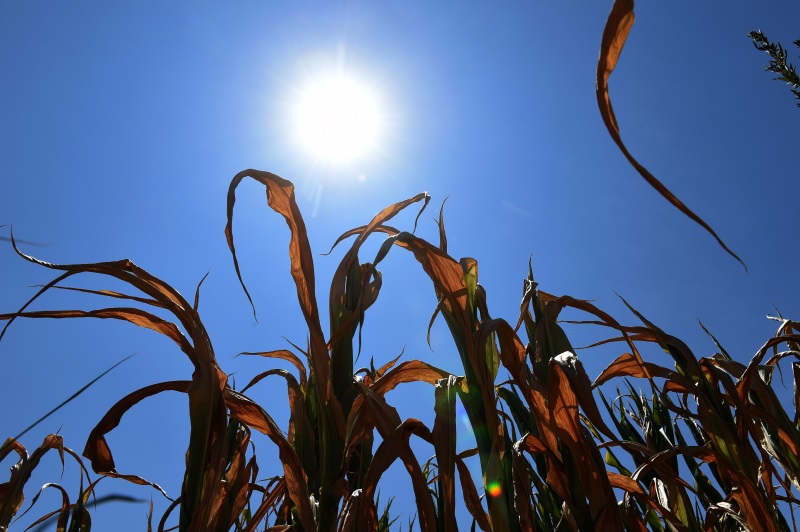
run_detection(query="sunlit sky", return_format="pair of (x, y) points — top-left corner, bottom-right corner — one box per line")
(2, 2), (799, 529)
(292, 74), (385, 163)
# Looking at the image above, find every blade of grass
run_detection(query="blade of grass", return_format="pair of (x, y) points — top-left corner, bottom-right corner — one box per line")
(5, 354), (134, 449)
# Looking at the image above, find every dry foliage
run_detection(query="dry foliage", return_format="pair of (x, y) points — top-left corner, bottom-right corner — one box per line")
(2, 0), (797, 530)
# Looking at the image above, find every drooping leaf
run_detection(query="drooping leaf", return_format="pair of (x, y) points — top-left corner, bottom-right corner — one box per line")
(238, 350), (307, 388)
(597, 0), (745, 268)
(226, 169), (346, 530)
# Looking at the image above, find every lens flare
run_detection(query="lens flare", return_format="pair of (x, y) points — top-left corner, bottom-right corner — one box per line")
(487, 481), (502, 497)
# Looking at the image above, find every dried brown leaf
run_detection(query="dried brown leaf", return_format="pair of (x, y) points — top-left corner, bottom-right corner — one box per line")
(514, 433), (570, 503)
(357, 419), (437, 531)
(239, 350), (307, 388)
(243, 478), (286, 532)
(454, 451), (490, 531)
(597, 0), (744, 268)
(370, 360), (450, 396)
(224, 388), (315, 531)
(226, 169), (344, 439)
(594, 352), (693, 391)
(607, 472), (689, 532)
(548, 362), (621, 528)
(83, 381), (184, 497)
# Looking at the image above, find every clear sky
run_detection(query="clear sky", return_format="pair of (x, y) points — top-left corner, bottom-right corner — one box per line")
(1, 1), (799, 529)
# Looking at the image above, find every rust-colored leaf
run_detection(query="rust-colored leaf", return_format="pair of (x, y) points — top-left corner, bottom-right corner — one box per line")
(42, 284), (163, 307)
(225, 169), (343, 432)
(357, 419), (437, 531)
(597, 0), (744, 268)
(486, 318), (528, 384)
(328, 194), (429, 297)
(594, 352), (693, 391)
(243, 478), (286, 532)
(78, 273), (230, 532)
(240, 369), (306, 449)
(224, 388), (315, 531)
(354, 381), (403, 439)
(206, 423), (253, 530)
(690, 447), (779, 530)
(83, 381), (184, 498)
(371, 232), (471, 344)
(607, 470), (646, 497)
(326, 193), (429, 393)
(226, 169), (346, 530)
(548, 362), (622, 529)
(239, 349), (307, 387)
(607, 472), (689, 532)
(0, 308), (193, 357)
(1, 436), (61, 527)
(29, 482), (70, 532)
(373, 352), (403, 379)
(343, 395), (376, 456)
(508, 444), (537, 530)
(551, 350), (618, 442)
(454, 451), (491, 531)
(369, 360), (450, 396)
(514, 433), (571, 504)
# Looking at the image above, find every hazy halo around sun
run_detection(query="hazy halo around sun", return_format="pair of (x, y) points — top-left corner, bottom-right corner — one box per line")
(292, 76), (384, 165)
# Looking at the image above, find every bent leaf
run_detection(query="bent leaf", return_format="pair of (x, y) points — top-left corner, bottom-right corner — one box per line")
(597, 0), (745, 268)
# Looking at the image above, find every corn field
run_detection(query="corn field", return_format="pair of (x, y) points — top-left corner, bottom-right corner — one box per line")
(2, 0), (799, 530)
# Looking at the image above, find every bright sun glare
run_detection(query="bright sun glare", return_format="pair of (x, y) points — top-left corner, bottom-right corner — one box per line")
(293, 76), (383, 164)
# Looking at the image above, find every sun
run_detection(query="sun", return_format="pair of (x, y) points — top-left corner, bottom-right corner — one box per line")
(292, 76), (384, 164)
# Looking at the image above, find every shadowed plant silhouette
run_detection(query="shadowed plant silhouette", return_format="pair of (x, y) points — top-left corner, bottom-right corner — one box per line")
(749, 29), (800, 107)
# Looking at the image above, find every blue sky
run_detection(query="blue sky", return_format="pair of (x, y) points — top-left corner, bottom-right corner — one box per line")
(2, 1), (799, 529)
